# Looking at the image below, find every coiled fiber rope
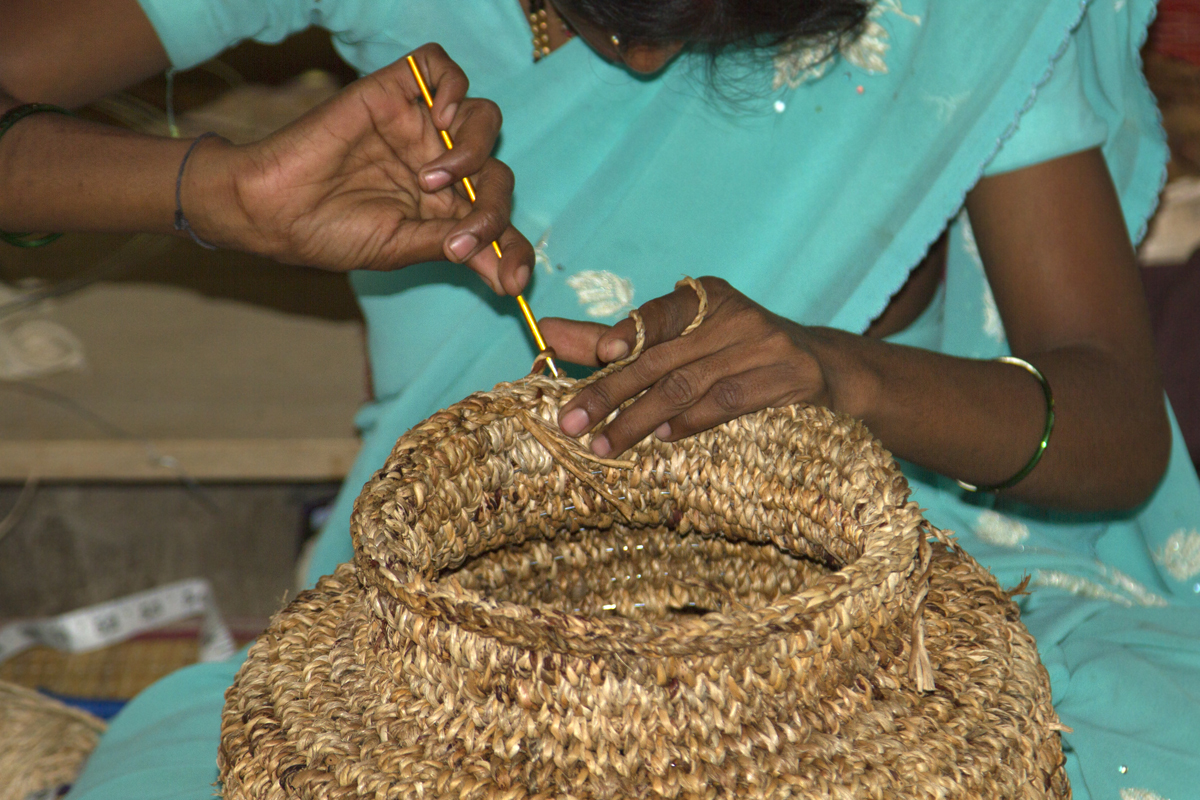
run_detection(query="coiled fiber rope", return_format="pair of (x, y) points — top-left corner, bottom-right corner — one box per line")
(219, 279), (1069, 799)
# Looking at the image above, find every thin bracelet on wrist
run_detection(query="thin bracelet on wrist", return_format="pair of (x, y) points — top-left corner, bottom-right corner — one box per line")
(957, 355), (1056, 493)
(0, 103), (75, 248)
(174, 132), (224, 250)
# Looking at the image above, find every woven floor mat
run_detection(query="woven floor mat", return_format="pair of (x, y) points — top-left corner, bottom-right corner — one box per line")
(0, 635), (201, 701)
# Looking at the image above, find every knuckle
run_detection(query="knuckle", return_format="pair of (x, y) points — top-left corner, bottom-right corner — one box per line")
(760, 327), (794, 353)
(458, 102), (501, 142)
(725, 291), (759, 317)
(583, 382), (619, 418)
(485, 159), (515, 191)
(641, 296), (688, 342)
(700, 276), (733, 302)
(478, 207), (506, 234)
(633, 342), (676, 377)
(504, 231), (534, 261)
(480, 98), (502, 127)
(659, 370), (699, 408)
(709, 378), (745, 415)
(701, 275), (731, 292)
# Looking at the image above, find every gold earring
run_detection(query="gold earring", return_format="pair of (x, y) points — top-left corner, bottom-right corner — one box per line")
(610, 33), (621, 49)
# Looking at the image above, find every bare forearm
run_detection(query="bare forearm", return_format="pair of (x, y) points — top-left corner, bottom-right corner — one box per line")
(0, 0), (169, 107)
(2, 46), (540, 287)
(815, 328), (1170, 510)
(0, 98), (203, 236)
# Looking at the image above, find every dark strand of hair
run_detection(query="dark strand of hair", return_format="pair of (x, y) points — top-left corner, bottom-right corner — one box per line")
(559, 0), (871, 54)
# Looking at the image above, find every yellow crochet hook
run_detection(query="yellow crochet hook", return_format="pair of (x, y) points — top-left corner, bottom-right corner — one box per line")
(406, 55), (560, 377)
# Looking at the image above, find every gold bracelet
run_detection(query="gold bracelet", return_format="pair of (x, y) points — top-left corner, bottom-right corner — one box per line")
(957, 356), (1055, 493)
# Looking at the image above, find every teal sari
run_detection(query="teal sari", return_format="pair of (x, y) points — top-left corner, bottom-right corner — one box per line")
(74, 1), (1200, 797)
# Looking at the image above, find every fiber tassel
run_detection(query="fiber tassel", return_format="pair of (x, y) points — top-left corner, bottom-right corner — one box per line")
(909, 534), (936, 692)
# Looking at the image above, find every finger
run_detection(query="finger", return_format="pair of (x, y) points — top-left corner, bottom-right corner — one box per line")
(539, 318), (612, 367)
(419, 99), (503, 191)
(557, 327), (704, 439)
(495, 225), (535, 295)
(406, 43), (470, 129)
(594, 280), (705, 363)
(586, 350), (737, 457)
(655, 365), (794, 442)
(441, 158), (516, 263)
(368, 217), (466, 273)
(460, 224), (535, 296)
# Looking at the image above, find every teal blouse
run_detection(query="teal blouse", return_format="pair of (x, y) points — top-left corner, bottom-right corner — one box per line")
(71, 1), (1200, 798)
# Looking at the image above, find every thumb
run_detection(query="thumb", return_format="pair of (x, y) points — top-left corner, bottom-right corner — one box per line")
(538, 318), (611, 367)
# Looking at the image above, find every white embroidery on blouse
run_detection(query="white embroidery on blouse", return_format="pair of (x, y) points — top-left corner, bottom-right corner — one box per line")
(922, 91), (971, 122)
(1120, 789), (1169, 800)
(960, 217), (1005, 343)
(773, 0), (921, 89)
(535, 228), (554, 274)
(567, 271), (635, 319)
(1154, 529), (1200, 581)
(960, 217), (983, 268)
(1104, 566), (1171, 608)
(974, 510), (1030, 548)
(1031, 571), (1135, 606)
(1031, 565), (1168, 608)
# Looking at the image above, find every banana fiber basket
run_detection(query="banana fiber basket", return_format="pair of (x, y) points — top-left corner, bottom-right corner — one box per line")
(219, 284), (1069, 799)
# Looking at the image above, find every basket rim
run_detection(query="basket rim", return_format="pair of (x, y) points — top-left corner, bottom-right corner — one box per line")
(350, 380), (931, 658)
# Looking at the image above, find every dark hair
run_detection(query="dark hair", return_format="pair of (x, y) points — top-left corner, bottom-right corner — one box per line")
(558, 0), (871, 53)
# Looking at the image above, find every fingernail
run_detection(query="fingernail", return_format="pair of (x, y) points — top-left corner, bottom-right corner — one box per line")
(441, 103), (459, 125)
(422, 169), (452, 191)
(601, 340), (629, 362)
(513, 264), (531, 293)
(592, 435), (612, 457)
(448, 233), (478, 261)
(560, 407), (590, 436)
(655, 422), (671, 440)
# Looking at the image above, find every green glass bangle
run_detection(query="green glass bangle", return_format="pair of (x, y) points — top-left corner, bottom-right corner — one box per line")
(957, 355), (1056, 493)
(0, 103), (75, 248)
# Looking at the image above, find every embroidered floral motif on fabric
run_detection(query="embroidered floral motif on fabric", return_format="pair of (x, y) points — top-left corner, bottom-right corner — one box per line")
(974, 510), (1030, 547)
(1154, 529), (1200, 582)
(773, 0), (921, 89)
(1120, 789), (1170, 800)
(567, 270), (635, 318)
(922, 90), (971, 122)
(1031, 565), (1168, 608)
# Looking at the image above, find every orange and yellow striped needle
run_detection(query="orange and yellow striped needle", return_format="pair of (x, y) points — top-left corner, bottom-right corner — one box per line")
(406, 55), (559, 377)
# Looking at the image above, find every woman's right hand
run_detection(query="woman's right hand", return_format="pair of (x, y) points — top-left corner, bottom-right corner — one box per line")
(186, 44), (533, 295)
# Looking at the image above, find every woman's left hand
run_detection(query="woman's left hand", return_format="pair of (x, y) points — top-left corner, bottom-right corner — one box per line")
(540, 277), (836, 457)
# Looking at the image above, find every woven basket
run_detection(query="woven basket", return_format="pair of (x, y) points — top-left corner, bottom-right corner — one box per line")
(0, 679), (106, 800)
(219, 374), (1069, 799)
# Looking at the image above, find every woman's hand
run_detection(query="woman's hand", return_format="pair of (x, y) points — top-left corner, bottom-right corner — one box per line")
(541, 277), (839, 457)
(188, 44), (533, 295)
(543, 151), (1172, 513)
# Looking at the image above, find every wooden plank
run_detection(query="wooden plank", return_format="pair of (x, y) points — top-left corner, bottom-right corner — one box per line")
(0, 438), (361, 482)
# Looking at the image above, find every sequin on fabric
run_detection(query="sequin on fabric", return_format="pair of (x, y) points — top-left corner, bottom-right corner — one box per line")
(1154, 529), (1200, 582)
(773, 0), (922, 88)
